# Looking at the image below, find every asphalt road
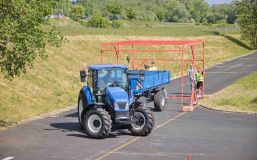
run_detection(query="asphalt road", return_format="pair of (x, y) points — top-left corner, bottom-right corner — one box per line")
(0, 52), (257, 160)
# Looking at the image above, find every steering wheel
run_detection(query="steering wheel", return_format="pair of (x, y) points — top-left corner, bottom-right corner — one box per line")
(107, 81), (122, 87)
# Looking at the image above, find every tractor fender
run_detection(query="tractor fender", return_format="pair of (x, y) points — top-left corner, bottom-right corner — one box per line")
(130, 101), (146, 110)
(79, 86), (94, 110)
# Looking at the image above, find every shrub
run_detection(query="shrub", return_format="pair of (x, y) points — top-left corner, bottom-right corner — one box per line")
(111, 20), (122, 28)
(87, 15), (110, 28)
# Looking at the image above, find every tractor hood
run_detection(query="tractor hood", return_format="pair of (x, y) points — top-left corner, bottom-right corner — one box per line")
(106, 87), (129, 111)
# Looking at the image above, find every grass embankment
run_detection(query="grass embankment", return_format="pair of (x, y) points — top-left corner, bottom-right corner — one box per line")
(51, 19), (239, 36)
(200, 72), (257, 113)
(0, 19), (253, 128)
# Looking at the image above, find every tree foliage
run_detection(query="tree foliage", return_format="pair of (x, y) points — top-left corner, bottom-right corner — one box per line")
(87, 11), (111, 28)
(0, 0), (63, 79)
(186, 0), (209, 23)
(208, 3), (237, 24)
(236, 0), (257, 48)
(68, 0), (237, 25)
(106, 0), (122, 19)
(126, 8), (136, 20)
(71, 4), (85, 20)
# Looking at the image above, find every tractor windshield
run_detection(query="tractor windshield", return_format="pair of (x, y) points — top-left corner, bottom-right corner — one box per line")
(97, 68), (128, 92)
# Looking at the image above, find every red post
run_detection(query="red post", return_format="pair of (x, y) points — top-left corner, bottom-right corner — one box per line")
(181, 45), (184, 111)
(202, 42), (205, 98)
(100, 44), (103, 64)
(132, 44), (135, 70)
(188, 154), (191, 160)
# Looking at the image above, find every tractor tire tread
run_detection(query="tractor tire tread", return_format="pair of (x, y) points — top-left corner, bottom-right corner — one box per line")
(83, 108), (112, 139)
(154, 90), (166, 112)
(129, 107), (155, 136)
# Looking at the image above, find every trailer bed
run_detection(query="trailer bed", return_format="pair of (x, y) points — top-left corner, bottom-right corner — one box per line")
(128, 70), (171, 95)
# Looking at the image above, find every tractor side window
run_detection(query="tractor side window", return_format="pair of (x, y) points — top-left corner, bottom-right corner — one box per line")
(87, 70), (93, 90)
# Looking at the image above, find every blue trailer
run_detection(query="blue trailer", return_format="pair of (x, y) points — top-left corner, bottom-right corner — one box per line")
(78, 64), (170, 138)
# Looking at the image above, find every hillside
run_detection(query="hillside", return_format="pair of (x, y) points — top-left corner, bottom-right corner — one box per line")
(0, 19), (252, 127)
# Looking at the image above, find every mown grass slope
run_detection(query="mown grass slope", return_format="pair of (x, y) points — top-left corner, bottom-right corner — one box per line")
(0, 19), (253, 127)
(200, 72), (257, 113)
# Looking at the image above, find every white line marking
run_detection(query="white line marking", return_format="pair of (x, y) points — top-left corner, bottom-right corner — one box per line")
(206, 71), (250, 74)
(2, 157), (15, 160)
(237, 58), (257, 60)
(95, 112), (186, 160)
(213, 65), (255, 67)
(114, 151), (208, 157)
(223, 63), (243, 72)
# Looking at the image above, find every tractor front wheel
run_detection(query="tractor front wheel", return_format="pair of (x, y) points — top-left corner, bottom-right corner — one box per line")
(129, 107), (155, 136)
(78, 96), (84, 130)
(83, 108), (112, 139)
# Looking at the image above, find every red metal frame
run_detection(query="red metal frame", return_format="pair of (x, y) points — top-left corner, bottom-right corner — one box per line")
(100, 40), (205, 111)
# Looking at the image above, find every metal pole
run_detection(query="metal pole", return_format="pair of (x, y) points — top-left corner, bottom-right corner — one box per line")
(100, 45), (103, 64)
(202, 42), (205, 98)
(181, 45), (184, 111)
(132, 44), (135, 70)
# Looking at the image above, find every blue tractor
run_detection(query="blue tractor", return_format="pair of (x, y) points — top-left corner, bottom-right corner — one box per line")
(78, 64), (170, 139)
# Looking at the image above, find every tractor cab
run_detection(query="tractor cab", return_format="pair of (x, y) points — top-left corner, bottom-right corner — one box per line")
(82, 64), (131, 104)
(87, 65), (128, 96)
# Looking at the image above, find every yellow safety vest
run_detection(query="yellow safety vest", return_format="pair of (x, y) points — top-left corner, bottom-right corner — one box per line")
(196, 72), (203, 82)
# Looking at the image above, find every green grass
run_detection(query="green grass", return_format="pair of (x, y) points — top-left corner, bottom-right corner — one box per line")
(0, 19), (253, 128)
(50, 19), (240, 36)
(200, 72), (257, 113)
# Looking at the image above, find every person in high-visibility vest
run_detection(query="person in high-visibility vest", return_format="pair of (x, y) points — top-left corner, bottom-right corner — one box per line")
(195, 67), (204, 97)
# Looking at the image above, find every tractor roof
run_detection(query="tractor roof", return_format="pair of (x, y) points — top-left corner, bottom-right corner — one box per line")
(89, 64), (128, 71)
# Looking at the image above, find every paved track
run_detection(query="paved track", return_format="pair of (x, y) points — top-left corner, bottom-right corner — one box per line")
(1, 52), (257, 160)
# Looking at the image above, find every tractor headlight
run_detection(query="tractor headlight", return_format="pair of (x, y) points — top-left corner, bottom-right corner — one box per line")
(126, 103), (129, 110)
(114, 103), (119, 110)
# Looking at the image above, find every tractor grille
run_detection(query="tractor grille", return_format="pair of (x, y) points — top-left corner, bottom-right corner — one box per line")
(115, 111), (129, 118)
(117, 102), (127, 110)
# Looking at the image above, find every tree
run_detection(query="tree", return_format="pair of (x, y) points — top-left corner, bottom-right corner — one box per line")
(126, 8), (136, 20)
(0, 0), (63, 79)
(106, 0), (122, 20)
(236, 0), (257, 48)
(186, 0), (209, 23)
(87, 10), (111, 28)
(208, 4), (236, 24)
(77, 0), (95, 17)
(156, 9), (165, 22)
(71, 4), (85, 20)
(169, 3), (191, 22)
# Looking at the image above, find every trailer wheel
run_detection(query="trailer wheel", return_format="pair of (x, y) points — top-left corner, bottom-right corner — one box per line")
(83, 108), (112, 139)
(154, 90), (166, 111)
(78, 96), (84, 130)
(129, 106), (155, 136)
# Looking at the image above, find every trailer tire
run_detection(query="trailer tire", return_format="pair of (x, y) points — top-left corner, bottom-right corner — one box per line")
(154, 90), (166, 111)
(83, 108), (112, 139)
(129, 107), (155, 136)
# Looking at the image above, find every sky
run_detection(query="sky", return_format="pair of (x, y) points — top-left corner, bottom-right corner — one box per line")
(205, 0), (233, 5)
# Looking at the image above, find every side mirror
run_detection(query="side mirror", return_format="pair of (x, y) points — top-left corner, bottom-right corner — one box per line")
(80, 69), (87, 82)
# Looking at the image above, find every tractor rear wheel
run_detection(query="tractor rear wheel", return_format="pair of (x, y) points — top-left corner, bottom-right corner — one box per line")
(129, 107), (155, 136)
(83, 108), (112, 139)
(154, 90), (166, 111)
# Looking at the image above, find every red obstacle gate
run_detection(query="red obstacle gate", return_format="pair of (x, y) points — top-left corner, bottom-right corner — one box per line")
(100, 40), (204, 111)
